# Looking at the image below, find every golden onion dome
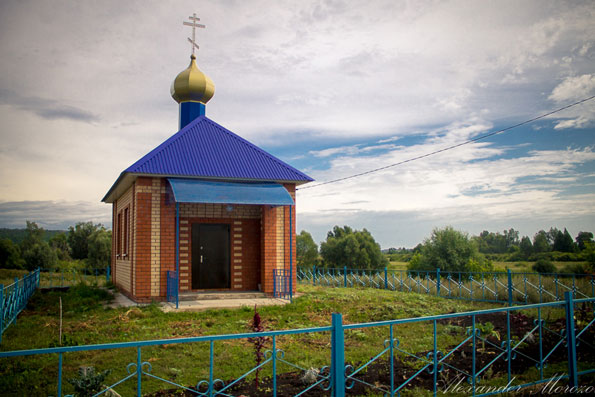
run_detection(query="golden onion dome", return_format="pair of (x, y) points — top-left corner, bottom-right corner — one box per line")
(171, 54), (215, 104)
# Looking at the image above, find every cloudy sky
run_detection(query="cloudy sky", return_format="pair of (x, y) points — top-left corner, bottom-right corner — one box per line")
(1, 0), (594, 247)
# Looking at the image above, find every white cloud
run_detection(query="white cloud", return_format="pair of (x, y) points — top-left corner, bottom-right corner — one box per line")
(1, 0), (595, 246)
(0, 200), (111, 230)
(548, 74), (595, 129)
(297, 120), (595, 220)
(549, 74), (595, 102)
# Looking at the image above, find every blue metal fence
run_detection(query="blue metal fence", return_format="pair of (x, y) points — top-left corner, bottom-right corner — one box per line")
(272, 268), (292, 300)
(299, 266), (595, 305)
(0, 294), (593, 396)
(0, 268), (40, 343)
(166, 270), (178, 308)
(39, 266), (111, 289)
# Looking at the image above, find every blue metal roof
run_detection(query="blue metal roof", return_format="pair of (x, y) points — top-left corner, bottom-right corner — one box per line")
(125, 116), (313, 182)
(168, 178), (294, 205)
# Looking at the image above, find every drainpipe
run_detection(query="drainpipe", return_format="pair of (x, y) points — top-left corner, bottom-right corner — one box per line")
(175, 202), (180, 309)
(289, 204), (293, 303)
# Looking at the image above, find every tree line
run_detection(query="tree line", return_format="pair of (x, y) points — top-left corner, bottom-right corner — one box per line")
(473, 227), (592, 261)
(297, 226), (388, 270)
(0, 221), (111, 271)
(297, 225), (595, 274)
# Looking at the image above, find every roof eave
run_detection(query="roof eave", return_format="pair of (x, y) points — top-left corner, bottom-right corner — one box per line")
(102, 172), (313, 203)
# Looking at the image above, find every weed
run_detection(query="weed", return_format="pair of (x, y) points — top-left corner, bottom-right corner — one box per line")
(67, 366), (111, 397)
(247, 305), (267, 389)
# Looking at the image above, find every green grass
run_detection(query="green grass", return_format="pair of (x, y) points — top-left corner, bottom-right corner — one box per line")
(387, 261), (408, 270)
(0, 282), (585, 396)
(0, 269), (30, 286)
(0, 268), (107, 289)
(492, 261), (588, 273)
(0, 284), (501, 395)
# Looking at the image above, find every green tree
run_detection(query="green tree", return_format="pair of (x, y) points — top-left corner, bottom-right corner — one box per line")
(19, 221), (58, 270)
(408, 226), (492, 272)
(474, 230), (509, 254)
(553, 228), (575, 252)
(546, 227), (560, 247)
(0, 238), (25, 269)
(575, 231), (594, 251)
(296, 230), (318, 268)
(320, 226), (387, 269)
(21, 221), (44, 252)
(87, 228), (112, 269)
(22, 241), (57, 270)
(583, 242), (595, 272)
(49, 232), (71, 260)
(533, 230), (550, 253)
(519, 236), (533, 259)
(503, 228), (520, 251)
(68, 222), (102, 260)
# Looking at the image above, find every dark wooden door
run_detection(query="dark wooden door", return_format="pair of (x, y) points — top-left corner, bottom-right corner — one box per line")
(191, 223), (230, 289)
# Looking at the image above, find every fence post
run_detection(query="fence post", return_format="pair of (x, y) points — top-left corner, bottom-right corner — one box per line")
(564, 291), (578, 387)
(384, 267), (388, 289)
(507, 270), (513, 306)
(343, 266), (347, 287)
(331, 313), (345, 397)
(13, 278), (18, 325)
(0, 284), (3, 344)
(313, 265), (316, 286)
(436, 268), (441, 297)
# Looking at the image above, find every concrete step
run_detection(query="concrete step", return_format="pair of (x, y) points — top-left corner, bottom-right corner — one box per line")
(178, 291), (266, 301)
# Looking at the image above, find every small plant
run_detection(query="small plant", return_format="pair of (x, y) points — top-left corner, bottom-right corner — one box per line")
(473, 322), (500, 351)
(532, 259), (556, 274)
(67, 366), (111, 397)
(247, 305), (267, 389)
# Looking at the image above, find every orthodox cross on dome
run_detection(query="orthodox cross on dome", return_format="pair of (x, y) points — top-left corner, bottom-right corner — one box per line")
(183, 13), (205, 55)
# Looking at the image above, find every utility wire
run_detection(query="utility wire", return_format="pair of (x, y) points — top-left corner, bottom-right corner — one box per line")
(297, 95), (595, 191)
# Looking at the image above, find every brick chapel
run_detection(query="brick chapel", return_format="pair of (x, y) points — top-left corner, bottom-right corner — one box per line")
(102, 24), (312, 303)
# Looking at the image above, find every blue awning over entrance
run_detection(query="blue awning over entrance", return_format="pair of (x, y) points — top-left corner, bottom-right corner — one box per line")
(167, 178), (294, 206)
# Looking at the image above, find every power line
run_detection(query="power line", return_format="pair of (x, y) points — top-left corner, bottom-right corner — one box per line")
(297, 95), (595, 191)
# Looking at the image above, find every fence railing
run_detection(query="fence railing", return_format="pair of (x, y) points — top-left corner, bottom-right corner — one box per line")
(298, 266), (595, 305)
(166, 270), (178, 308)
(0, 268), (40, 343)
(38, 266), (110, 289)
(0, 293), (593, 396)
(272, 268), (292, 300)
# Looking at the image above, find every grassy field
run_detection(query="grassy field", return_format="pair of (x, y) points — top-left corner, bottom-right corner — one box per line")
(389, 260), (589, 273)
(0, 282), (506, 396)
(2, 278), (590, 396)
(0, 268), (107, 289)
(492, 260), (588, 273)
(387, 261), (408, 270)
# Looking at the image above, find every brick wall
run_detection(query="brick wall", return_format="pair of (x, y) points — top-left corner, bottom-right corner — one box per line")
(261, 184), (297, 295)
(113, 184), (133, 294)
(134, 177), (153, 300)
(111, 177), (296, 301)
(160, 180), (176, 297)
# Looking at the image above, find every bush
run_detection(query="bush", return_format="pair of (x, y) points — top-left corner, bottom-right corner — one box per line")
(0, 238), (25, 269)
(532, 259), (556, 274)
(68, 366), (111, 397)
(297, 230), (318, 268)
(408, 226), (492, 272)
(549, 251), (581, 262)
(561, 263), (590, 275)
(320, 226), (387, 269)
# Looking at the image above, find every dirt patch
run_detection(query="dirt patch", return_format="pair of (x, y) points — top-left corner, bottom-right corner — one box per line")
(148, 309), (595, 396)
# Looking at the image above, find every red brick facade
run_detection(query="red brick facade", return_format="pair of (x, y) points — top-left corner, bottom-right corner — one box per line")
(111, 176), (296, 302)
